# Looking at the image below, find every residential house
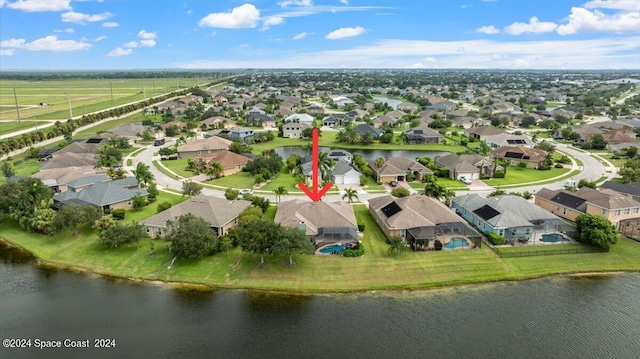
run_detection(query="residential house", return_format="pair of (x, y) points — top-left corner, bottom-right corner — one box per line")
(322, 114), (353, 128)
(229, 127), (255, 142)
(245, 108), (274, 125)
(275, 200), (358, 247)
(109, 122), (148, 142)
(369, 156), (433, 184)
(143, 195), (251, 238)
(397, 102), (418, 112)
(40, 152), (98, 171)
(484, 133), (534, 148)
(452, 194), (572, 243)
(306, 105), (325, 115)
(31, 166), (100, 193)
(535, 187), (640, 238)
(284, 113), (315, 126)
(53, 176), (147, 213)
(436, 153), (500, 180)
(492, 146), (548, 169)
(345, 109), (368, 119)
(601, 129), (637, 145)
(368, 194), (481, 248)
(201, 116), (231, 129)
(331, 159), (361, 185)
(177, 136), (232, 158)
(198, 150), (251, 176)
(426, 101), (457, 112)
(571, 124), (604, 145)
(600, 181), (640, 202)
(353, 124), (382, 139)
(372, 115), (400, 128)
(282, 122), (311, 139)
(404, 126), (443, 144)
(51, 141), (100, 158)
(464, 126), (506, 141)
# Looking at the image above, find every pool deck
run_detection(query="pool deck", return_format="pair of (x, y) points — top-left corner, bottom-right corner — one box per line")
(413, 235), (473, 251)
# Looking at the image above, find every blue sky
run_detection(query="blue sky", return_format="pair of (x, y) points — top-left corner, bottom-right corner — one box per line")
(1, 0), (639, 69)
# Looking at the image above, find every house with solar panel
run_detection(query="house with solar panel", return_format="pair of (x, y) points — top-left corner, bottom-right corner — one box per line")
(484, 133), (534, 148)
(403, 125), (444, 144)
(369, 194), (482, 250)
(492, 146), (549, 169)
(452, 194), (573, 244)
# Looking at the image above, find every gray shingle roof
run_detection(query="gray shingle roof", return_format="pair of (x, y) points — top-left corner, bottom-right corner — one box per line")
(143, 195), (251, 228)
(55, 179), (147, 207)
(275, 200), (357, 236)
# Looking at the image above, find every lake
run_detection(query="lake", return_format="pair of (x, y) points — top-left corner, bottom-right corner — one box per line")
(1, 242), (639, 359)
(373, 96), (403, 109)
(274, 146), (448, 161)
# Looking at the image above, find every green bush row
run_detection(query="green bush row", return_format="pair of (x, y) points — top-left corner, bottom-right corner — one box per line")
(487, 232), (505, 245)
(343, 242), (365, 257)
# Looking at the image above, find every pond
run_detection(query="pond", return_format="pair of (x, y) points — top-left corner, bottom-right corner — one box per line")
(373, 96), (403, 109)
(274, 146), (448, 161)
(1, 242), (640, 359)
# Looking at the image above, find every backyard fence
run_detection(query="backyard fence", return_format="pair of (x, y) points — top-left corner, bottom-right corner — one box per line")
(493, 246), (607, 258)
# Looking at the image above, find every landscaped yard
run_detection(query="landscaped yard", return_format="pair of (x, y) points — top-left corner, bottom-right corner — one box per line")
(484, 167), (571, 186)
(206, 171), (256, 189)
(1, 204), (640, 292)
(160, 158), (195, 178)
(0, 158), (41, 181)
(124, 190), (187, 222)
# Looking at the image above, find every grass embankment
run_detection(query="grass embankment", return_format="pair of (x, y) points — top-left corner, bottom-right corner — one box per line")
(2, 205), (639, 292)
(0, 120), (48, 136)
(484, 167), (571, 187)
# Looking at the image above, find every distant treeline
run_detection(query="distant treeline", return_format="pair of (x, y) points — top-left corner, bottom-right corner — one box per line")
(0, 71), (238, 81)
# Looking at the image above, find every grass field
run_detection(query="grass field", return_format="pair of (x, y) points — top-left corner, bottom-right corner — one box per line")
(484, 167), (570, 186)
(0, 120), (48, 135)
(124, 191), (187, 223)
(0, 78), (213, 121)
(1, 204), (639, 292)
(160, 158), (194, 178)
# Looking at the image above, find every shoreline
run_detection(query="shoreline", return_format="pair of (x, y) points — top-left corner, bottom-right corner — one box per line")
(3, 236), (639, 295)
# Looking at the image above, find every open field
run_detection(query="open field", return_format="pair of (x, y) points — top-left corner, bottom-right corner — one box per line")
(0, 77), (212, 121)
(0, 120), (50, 135)
(1, 205), (639, 292)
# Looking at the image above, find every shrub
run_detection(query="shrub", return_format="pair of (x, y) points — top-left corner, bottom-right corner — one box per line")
(157, 201), (172, 213)
(343, 242), (365, 257)
(517, 161), (527, 169)
(391, 187), (410, 198)
(554, 163), (564, 168)
(111, 208), (126, 220)
(357, 223), (365, 232)
(494, 171), (505, 178)
(487, 232), (505, 245)
(225, 188), (239, 200)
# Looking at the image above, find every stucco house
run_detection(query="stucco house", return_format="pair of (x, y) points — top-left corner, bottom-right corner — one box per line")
(31, 166), (101, 193)
(198, 150), (251, 176)
(53, 175), (147, 213)
(143, 195), (251, 238)
(484, 133), (534, 148)
(331, 159), (361, 185)
(275, 200), (358, 247)
(282, 122), (311, 139)
(177, 136), (232, 158)
(404, 126), (444, 144)
(492, 146), (548, 169)
(368, 194), (481, 249)
(464, 127), (506, 141)
(229, 127), (255, 142)
(369, 156), (433, 184)
(436, 153), (500, 180)
(284, 113), (315, 126)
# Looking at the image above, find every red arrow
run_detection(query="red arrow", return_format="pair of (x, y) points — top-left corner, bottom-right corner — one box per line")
(299, 128), (332, 202)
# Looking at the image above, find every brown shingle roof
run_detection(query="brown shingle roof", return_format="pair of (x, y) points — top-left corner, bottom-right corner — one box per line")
(274, 200), (357, 236)
(177, 136), (232, 152)
(143, 195), (251, 228)
(369, 194), (463, 230)
(199, 150), (251, 170)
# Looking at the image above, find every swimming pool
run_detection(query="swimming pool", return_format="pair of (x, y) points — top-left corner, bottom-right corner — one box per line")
(540, 234), (570, 243)
(319, 244), (351, 254)
(444, 237), (469, 249)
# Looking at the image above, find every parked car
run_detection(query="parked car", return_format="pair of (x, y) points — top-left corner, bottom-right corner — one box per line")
(460, 177), (472, 185)
(390, 181), (398, 187)
(154, 138), (166, 146)
(239, 189), (253, 195)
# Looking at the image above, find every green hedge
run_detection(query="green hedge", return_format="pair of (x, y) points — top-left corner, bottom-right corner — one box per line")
(487, 232), (505, 245)
(343, 242), (365, 257)
(111, 208), (126, 220)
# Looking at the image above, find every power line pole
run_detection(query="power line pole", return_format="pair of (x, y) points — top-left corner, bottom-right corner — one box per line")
(66, 88), (73, 119)
(143, 81), (147, 99)
(13, 88), (21, 123)
(110, 80), (114, 104)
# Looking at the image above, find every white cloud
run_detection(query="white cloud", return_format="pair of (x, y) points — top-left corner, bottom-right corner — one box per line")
(176, 36), (640, 69)
(199, 4), (261, 28)
(0, 0), (6, 7)
(293, 32), (308, 40)
(326, 26), (366, 39)
(102, 22), (119, 28)
(583, 0), (640, 11)
(513, 58), (531, 68)
(6, 0), (71, 12)
(138, 30), (156, 40)
(261, 16), (285, 31)
(107, 47), (132, 57)
(476, 25), (500, 34)
(504, 16), (558, 35)
(54, 28), (75, 33)
(0, 36), (91, 51)
(339, 0), (348, 4)
(0, 38), (26, 47)
(93, 36), (107, 42)
(61, 11), (113, 24)
(139, 39), (156, 47)
(557, 7), (640, 35)
(123, 41), (139, 48)
(0, 48), (15, 56)
(278, 0), (313, 7)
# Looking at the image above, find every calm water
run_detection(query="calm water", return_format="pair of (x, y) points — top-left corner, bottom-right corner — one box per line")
(373, 96), (403, 109)
(1, 242), (640, 359)
(274, 146), (448, 161)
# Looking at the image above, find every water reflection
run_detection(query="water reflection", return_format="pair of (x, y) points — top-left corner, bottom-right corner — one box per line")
(244, 291), (312, 313)
(0, 240), (35, 264)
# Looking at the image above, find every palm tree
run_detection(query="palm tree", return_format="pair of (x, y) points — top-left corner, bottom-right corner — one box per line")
(374, 156), (386, 169)
(205, 161), (224, 180)
(134, 162), (155, 188)
(342, 188), (359, 203)
(273, 186), (288, 204)
(318, 152), (333, 181)
(388, 236), (408, 254)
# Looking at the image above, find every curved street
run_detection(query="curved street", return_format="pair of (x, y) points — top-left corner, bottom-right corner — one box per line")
(129, 137), (617, 205)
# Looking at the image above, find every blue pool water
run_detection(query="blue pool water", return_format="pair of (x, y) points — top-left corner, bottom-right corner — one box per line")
(444, 237), (469, 249)
(540, 234), (570, 243)
(319, 244), (347, 254)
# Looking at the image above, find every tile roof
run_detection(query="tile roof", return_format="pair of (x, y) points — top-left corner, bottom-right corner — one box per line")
(143, 195), (251, 228)
(177, 136), (232, 152)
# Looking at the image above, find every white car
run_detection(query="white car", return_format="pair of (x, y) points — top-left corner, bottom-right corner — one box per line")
(239, 189), (253, 195)
(460, 177), (472, 185)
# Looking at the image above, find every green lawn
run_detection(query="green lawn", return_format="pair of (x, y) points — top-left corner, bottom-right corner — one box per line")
(207, 171), (256, 189)
(360, 175), (385, 191)
(152, 161), (180, 180)
(484, 167), (570, 186)
(599, 154), (625, 168)
(160, 158), (194, 178)
(0, 121), (45, 136)
(0, 158), (41, 181)
(1, 205), (640, 292)
(124, 190), (187, 222)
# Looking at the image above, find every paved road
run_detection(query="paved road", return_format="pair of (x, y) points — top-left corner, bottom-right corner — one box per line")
(132, 137), (615, 205)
